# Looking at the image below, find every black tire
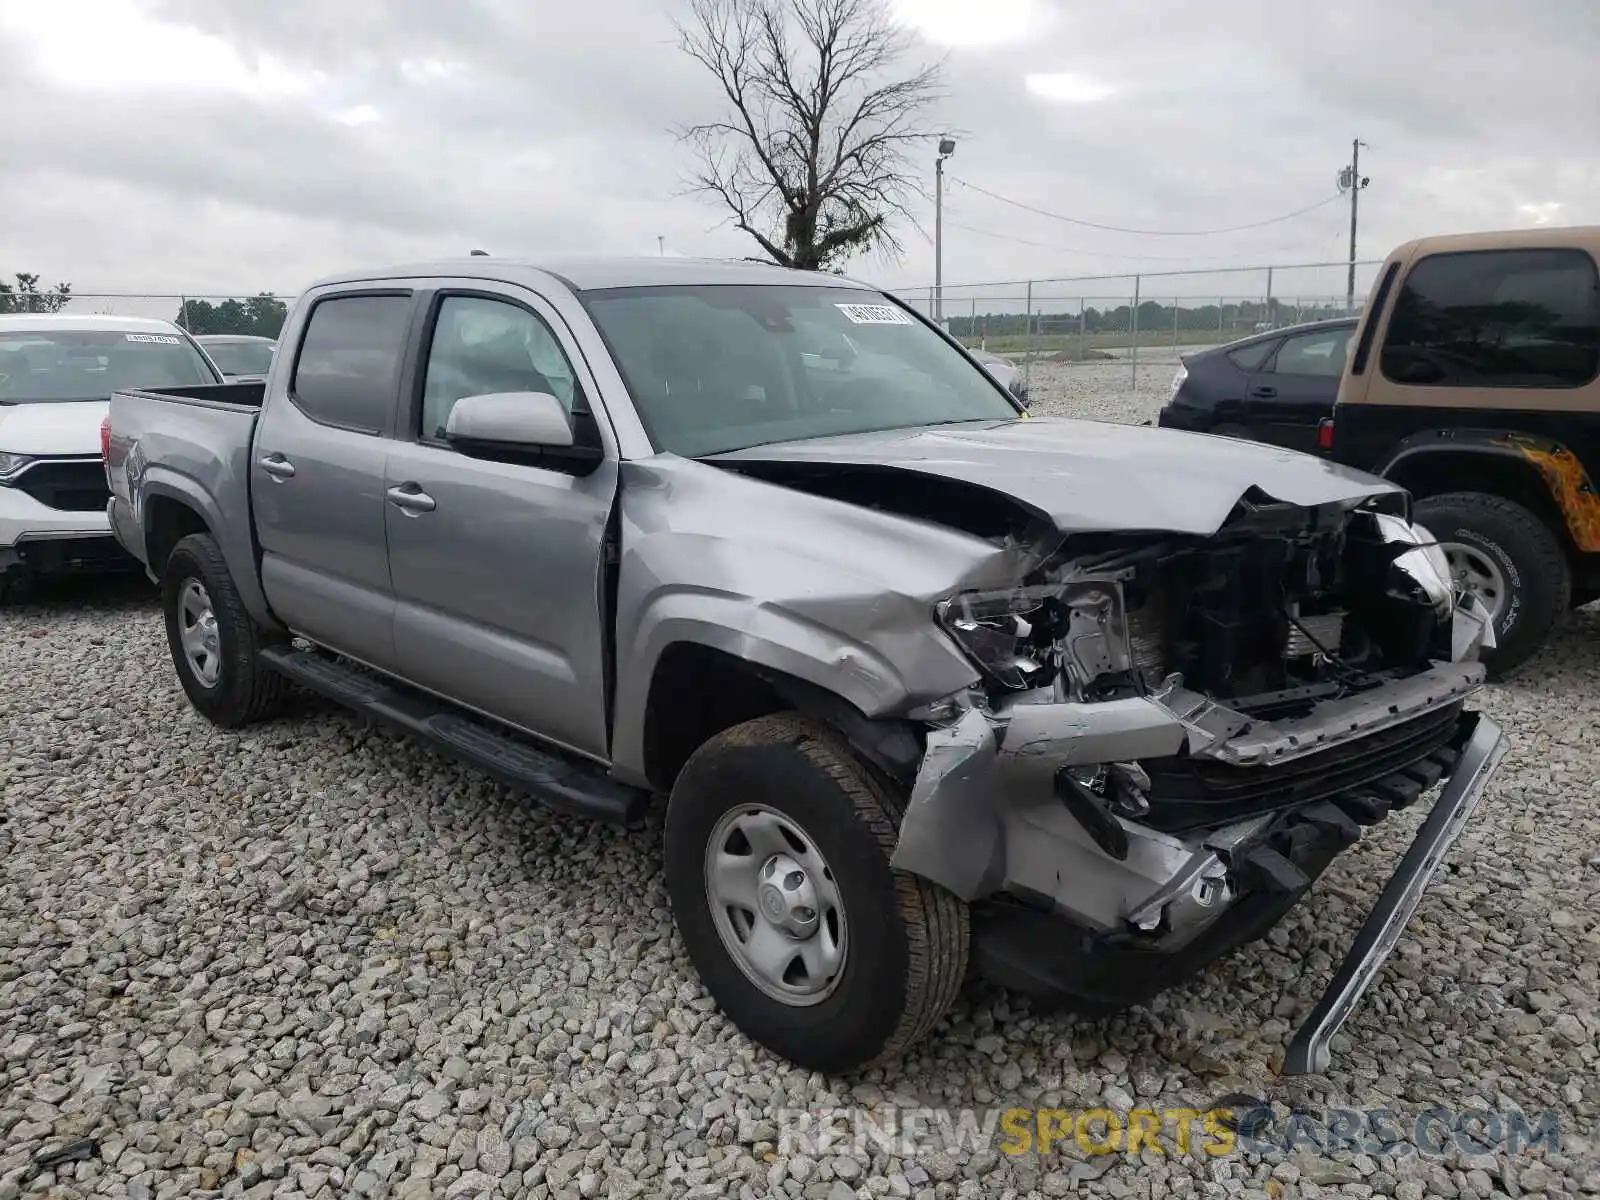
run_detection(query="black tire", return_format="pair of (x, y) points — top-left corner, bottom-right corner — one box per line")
(0, 571), (30, 606)
(663, 713), (968, 1073)
(1413, 491), (1570, 679)
(162, 532), (288, 727)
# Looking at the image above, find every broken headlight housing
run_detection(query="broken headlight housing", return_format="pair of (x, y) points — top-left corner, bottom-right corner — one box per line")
(1370, 511), (1453, 617)
(936, 580), (1134, 695)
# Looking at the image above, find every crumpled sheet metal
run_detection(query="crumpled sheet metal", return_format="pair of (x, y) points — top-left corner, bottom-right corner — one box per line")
(997, 697), (1188, 789)
(889, 708), (1006, 901)
(893, 654), (1491, 913)
(1452, 591), (1497, 660)
(893, 700), (1191, 905)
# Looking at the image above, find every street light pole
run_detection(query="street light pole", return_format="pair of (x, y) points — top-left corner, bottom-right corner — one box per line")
(935, 137), (955, 324)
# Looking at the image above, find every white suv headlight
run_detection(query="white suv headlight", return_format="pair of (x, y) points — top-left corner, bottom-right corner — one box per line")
(0, 451), (35, 479)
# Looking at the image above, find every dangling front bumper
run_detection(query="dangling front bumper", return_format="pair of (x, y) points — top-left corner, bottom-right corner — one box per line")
(1282, 711), (1506, 1073)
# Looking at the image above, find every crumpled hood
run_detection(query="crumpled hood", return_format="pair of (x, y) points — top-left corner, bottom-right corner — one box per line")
(0, 400), (107, 456)
(708, 417), (1400, 534)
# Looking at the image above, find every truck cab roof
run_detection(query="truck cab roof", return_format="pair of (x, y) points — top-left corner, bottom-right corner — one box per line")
(305, 256), (874, 294)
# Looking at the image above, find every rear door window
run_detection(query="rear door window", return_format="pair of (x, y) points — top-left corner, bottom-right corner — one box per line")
(290, 294), (413, 433)
(1381, 249), (1600, 387)
(1269, 327), (1352, 377)
(1227, 339), (1278, 371)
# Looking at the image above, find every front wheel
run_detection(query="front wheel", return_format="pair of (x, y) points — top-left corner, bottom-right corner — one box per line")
(1413, 491), (1570, 679)
(162, 532), (288, 727)
(663, 713), (968, 1073)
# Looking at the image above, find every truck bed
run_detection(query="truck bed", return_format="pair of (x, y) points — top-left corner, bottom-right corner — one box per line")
(105, 383), (264, 616)
(116, 381), (267, 410)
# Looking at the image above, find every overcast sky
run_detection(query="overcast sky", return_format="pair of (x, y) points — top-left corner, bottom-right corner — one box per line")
(1, 0), (1596, 308)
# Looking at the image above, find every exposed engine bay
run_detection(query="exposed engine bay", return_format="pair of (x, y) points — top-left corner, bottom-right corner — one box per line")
(937, 497), (1463, 717)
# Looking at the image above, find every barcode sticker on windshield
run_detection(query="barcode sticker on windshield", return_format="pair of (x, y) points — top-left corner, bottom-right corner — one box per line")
(124, 333), (181, 345)
(835, 303), (912, 326)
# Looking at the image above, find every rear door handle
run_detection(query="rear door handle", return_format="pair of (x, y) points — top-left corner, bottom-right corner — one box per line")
(258, 453), (296, 479)
(386, 484), (437, 514)
(1250, 386), (1278, 399)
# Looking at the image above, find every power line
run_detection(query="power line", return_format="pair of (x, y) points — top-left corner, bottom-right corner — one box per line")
(948, 177), (1345, 237)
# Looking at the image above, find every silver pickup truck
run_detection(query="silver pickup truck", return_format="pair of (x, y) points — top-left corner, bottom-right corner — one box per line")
(107, 257), (1506, 1075)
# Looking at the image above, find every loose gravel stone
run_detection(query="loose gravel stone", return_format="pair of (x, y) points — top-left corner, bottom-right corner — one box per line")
(4, 412), (1600, 1199)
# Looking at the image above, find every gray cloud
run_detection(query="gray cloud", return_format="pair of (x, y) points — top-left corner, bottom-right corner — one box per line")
(1, 0), (1595, 305)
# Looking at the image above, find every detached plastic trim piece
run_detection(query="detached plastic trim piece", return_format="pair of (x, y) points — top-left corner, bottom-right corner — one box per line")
(1282, 712), (1507, 1074)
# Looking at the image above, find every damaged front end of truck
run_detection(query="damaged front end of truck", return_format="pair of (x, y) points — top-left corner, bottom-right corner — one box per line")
(686, 419), (1510, 1073)
(887, 491), (1505, 1074)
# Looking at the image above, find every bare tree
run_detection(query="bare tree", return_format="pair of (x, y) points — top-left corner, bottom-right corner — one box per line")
(675, 0), (942, 272)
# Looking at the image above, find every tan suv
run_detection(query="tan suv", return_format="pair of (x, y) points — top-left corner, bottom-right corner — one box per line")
(1330, 226), (1600, 675)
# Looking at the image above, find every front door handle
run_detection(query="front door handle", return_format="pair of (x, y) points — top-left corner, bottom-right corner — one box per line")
(1250, 385), (1278, 399)
(386, 484), (437, 514)
(258, 453), (296, 479)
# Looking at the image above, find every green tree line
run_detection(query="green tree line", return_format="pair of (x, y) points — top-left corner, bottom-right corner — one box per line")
(0, 273), (72, 313)
(175, 294), (288, 339)
(945, 297), (1348, 338)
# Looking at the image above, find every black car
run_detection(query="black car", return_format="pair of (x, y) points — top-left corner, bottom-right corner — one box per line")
(1156, 317), (1356, 453)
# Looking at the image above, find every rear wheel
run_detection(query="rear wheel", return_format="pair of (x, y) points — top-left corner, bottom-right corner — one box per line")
(0, 569), (30, 606)
(1413, 491), (1569, 678)
(663, 713), (968, 1073)
(162, 532), (288, 726)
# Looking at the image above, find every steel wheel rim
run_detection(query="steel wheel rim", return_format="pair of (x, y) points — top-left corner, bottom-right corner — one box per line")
(178, 579), (222, 687)
(1440, 542), (1508, 623)
(704, 804), (847, 1006)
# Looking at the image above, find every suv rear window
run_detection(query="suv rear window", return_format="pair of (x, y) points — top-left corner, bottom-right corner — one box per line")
(291, 294), (412, 432)
(1381, 248), (1600, 388)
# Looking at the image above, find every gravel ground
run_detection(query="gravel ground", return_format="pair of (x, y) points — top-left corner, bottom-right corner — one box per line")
(1022, 358), (1184, 425)
(3, 381), (1598, 1199)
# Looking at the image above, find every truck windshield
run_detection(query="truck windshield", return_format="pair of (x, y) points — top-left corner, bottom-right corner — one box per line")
(581, 284), (1019, 456)
(203, 340), (275, 377)
(0, 330), (217, 404)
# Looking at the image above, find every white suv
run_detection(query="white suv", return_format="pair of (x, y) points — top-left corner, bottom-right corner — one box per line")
(0, 314), (222, 599)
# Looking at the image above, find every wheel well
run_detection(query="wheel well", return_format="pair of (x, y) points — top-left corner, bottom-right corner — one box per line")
(640, 644), (929, 795)
(641, 644), (788, 792)
(144, 496), (210, 576)
(1385, 450), (1575, 559)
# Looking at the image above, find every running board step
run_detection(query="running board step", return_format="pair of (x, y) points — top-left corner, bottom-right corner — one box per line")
(259, 646), (648, 824)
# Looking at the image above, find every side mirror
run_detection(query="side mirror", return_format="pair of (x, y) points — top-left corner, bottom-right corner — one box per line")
(446, 390), (574, 447)
(444, 391), (603, 472)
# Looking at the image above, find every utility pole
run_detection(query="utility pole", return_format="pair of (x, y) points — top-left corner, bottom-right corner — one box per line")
(1341, 140), (1370, 313)
(934, 137), (956, 324)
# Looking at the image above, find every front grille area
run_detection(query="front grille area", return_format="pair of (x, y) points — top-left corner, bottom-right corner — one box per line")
(11, 460), (110, 512)
(1142, 702), (1465, 833)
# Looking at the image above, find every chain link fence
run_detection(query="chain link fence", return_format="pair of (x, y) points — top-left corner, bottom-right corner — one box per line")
(897, 259), (1385, 389)
(0, 292), (297, 329)
(6, 261), (1383, 394)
